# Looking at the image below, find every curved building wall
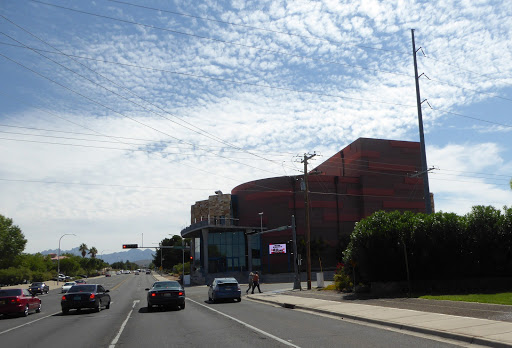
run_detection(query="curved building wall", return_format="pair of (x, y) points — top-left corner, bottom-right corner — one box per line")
(231, 138), (427, 274)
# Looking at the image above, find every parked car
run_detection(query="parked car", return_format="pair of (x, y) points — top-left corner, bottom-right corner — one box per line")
(61, 281), (76, 293)
(61, 284), (110, 314)
(145, 281), (185, 311)
(208, 278), (241, 303)
(75, 279), (87, 284)
(0, 288), (41, 317)
(28, 282), (49, 295)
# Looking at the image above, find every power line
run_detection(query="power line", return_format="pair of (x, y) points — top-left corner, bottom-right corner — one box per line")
(32, 0), (410, 69)
(0, 51), (302, 176)
(0, 40), (413, 81)
(0, 22), (279, 163)
(0, 123), (297, 156)
(107, 0), (410, 57)
(3, 41), (509, 129)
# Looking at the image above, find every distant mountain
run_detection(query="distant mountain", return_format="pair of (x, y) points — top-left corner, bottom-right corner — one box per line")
(40, 247), (155, 265)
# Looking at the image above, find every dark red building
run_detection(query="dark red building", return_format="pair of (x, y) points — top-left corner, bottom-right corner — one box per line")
(182, 138), (431, 281)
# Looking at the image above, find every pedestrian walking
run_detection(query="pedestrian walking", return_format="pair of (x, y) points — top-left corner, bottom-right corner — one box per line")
(251, 271), (262, 294)
(246, 272), (254, 294)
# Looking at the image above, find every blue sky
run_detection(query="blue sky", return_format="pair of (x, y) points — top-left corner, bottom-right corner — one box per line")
(1, 0), (511, 254)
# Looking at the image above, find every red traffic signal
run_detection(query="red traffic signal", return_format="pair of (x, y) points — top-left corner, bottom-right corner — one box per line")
(190, 256), (193, 260)
(122, 244), (138, 249)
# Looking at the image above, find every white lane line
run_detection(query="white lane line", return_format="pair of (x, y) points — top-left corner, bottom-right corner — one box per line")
(109, 300), (139, 348)
(0, 311), (61, 335)
(188, 298), (301, 348)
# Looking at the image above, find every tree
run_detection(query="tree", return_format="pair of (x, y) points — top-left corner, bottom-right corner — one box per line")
(59, 256), (80, 275)
(0, 214), (27, 268)
(88, 246), (98, 258)
(153, 235), (186, 270)
(79, 243), (88, 258)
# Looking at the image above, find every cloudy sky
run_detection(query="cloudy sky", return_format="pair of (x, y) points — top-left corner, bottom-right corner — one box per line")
(1, 0), (511, 254)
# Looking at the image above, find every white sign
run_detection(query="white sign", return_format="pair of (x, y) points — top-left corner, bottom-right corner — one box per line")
(269, 243), (287, 254)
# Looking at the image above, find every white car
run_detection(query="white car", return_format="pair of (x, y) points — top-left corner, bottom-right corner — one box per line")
(61, 281), (76, 293)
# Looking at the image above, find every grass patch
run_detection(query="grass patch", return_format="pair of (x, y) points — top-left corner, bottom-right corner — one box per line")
(319, 284), (337, 291)
(419, 292), (512, 306)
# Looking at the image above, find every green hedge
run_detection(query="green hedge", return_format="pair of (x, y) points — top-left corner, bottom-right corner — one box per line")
(343, 206), (512, 283)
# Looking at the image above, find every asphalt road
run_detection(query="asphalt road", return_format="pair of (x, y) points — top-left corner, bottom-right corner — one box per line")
(0, 274), (461, 347)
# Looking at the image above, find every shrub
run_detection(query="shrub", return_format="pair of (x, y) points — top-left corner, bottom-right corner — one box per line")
(333, 263), (352, 292)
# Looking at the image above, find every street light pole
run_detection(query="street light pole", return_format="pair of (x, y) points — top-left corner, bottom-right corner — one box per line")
(57, 233), (76, 285)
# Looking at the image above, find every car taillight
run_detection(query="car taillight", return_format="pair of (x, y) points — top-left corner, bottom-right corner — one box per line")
(89, 293), (95, 299)
(10, 297), (21, 304)
(178, 292), (184, 296)
(61, 295), (66, 301)
(151, 293), (156, 297)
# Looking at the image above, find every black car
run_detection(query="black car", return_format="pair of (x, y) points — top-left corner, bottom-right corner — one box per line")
(28, 282), (49, 295)
(145, 281), (185, 311)
(61, 284), (110, 314)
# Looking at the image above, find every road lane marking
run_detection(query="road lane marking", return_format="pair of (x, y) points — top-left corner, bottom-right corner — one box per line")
(109, 276), (131, 292)
(0, 311), (61, 335)
(188, 298), (301, 348)
(109, 300), (139, 348)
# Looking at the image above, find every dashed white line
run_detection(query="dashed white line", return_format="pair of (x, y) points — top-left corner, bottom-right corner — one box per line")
(0, 311), (61, 335)
(109, 300), (139, 348)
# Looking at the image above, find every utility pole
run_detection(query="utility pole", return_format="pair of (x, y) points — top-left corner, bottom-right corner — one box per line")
(411, 29), (432, 214)
(291, 215), (301, 290)
(302, 153), (316, 290)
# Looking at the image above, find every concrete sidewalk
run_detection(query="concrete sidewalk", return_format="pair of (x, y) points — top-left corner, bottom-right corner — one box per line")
(247, 291), (512, 347)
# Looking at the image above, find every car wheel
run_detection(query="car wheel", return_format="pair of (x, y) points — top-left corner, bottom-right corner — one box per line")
(62, 308), (69, 315)
(106, 301), (110, 309)
(22, 305), (29, 317)
(95, 302), (101, 312)
(36, 303), (41, 313)
(147, 303), (152, 312)
(237, 297), (241, 302)
(181, 302), (185, 310)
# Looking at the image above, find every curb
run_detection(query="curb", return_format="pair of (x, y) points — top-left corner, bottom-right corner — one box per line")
(248, 295), (509, 348)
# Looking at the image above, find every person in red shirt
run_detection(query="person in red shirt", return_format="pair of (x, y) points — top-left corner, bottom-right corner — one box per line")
(251, 271), (262, 294)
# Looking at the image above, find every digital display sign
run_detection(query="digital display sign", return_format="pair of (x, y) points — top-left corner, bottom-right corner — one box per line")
(269, 243), (287, 254)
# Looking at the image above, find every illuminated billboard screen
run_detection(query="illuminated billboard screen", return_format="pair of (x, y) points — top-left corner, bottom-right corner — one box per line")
(269, 243), (287, 254)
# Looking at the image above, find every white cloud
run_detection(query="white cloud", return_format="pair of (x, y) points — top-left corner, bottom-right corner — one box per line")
(1, 0), (511, 253)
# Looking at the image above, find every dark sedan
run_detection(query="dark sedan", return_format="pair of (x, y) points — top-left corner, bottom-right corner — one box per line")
(145, 281), (185, 311)
(28, 282), (49, 295)
(61, 284), (110, 314)
(0, 289), (41, 317)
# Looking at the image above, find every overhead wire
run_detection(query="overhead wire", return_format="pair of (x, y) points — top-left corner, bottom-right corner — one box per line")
(0, 45), (299, 177)
(0, 20), (291, 169)
(107, 0), (410, 57)
(0, 123), (297, 157)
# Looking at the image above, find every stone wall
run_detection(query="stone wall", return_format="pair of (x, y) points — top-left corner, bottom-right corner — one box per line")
(190, 194), (231, 224)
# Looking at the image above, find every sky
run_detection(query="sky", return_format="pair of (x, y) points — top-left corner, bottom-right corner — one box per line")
(1, 0), (511, 254)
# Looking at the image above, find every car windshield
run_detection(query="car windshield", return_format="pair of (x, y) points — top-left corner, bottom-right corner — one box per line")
(64, 282), (75, 286)
(0, 289), (22, 297)
(31, 282), (43, 286)
(152, 281), (180, 289)
(68, 285), (96, 292)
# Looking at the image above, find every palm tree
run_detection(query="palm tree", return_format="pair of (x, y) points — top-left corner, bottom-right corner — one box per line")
(88, 247), (98, 259)
(79, 243), (88, 258)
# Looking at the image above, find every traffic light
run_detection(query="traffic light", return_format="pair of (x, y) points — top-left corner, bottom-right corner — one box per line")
(122, 244), (138, 249)
(190, 256), (193, 261)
